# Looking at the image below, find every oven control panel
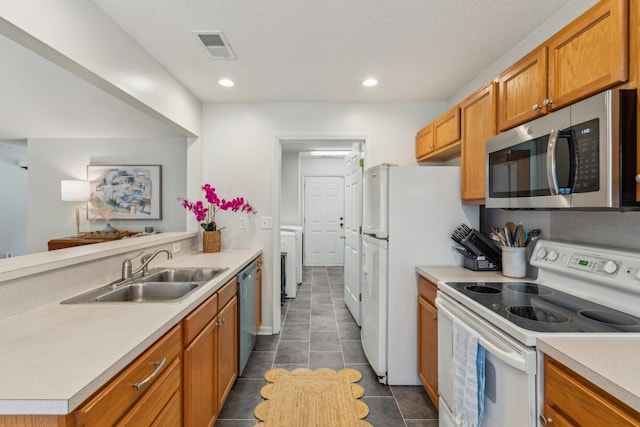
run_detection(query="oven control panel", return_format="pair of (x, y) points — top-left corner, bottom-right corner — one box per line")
(567, 254), (620, 276)
(531, 240), (640, 291)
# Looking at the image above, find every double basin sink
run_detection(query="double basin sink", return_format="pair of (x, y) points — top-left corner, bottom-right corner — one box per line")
(62, 267), (228, 304)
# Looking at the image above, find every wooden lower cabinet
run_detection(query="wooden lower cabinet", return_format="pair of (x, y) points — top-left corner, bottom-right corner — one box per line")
(183, 317), (218, 427)
(183, 277), (238, 427)
(417, 275), (439, 408)
(216, 295), (238, 410)
(75, 325), (182, 427)
(542, 355), (640, 426)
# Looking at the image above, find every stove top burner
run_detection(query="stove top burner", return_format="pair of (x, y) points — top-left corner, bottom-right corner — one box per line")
(444, 281), (640, 333)
(505, 283), (552, 295)
(464, 285), (501, 294)
(507, 305), (569, 323)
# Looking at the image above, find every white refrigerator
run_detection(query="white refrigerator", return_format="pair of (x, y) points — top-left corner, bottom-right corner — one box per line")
(360, 164), (478, 385)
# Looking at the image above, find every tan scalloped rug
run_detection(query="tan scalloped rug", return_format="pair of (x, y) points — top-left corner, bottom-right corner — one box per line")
(254, 368), (372, 426)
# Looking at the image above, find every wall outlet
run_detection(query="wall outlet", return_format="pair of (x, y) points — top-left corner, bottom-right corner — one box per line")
(239, 216), (248, 230)
(172, 242), (181, 253)
(261, 216), (273, 229)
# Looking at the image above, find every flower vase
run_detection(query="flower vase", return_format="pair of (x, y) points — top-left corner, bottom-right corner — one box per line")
(202, 230), (221, 253)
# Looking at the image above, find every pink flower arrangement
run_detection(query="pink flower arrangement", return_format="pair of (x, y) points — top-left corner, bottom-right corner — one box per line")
(179, 184), (256, 231)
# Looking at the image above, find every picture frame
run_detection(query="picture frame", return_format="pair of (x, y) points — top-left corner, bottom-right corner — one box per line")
(87, 164), (162, 220)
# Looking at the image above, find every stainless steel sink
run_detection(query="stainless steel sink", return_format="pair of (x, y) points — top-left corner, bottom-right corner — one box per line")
(142, 267), (227, 283)
(61, 267), (228, 304)
(94, 282), (200, 302)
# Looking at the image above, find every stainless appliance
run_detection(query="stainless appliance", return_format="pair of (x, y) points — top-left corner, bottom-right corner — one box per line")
(437, 239), (640, 426)
(485, 88), (638, 209)
(238, 260), (257, 375)
(361, 165), (479, 385)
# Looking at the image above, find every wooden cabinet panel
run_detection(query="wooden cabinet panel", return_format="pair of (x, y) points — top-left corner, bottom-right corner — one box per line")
(416, 124), (435, 160)
(116, 357), (182, 427)
(217, 295), (238, 410)
(497, 46), (548, 131)
(418, 296), (438, 408)
(150, 389), (182, 427)
(217, 277), (238, 310)
(418, 275), (437, 305)
(183, 318), (217, 427)
(183, 292), (218, 346)
(460, 82), (497, 204)
(433, 106), (461, 150)
(417, 275), (439, 408)
(543, 355), (640, 426)
(75, 325), (181, 427)
(547, 0), (628, 110)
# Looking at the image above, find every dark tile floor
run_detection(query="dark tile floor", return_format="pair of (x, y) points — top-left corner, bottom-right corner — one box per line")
(215, 266), (438, 426)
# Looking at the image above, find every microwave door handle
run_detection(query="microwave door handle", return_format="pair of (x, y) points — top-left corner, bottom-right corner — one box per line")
(546, 129), (560, 195)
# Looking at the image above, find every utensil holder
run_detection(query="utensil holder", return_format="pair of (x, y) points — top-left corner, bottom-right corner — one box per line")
(501, 246), (527, 278)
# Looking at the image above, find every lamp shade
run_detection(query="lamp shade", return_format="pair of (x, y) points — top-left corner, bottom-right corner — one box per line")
(61, 180), (90, 202)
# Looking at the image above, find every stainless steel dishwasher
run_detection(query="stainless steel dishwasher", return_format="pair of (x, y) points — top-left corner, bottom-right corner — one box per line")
(238, 260), (257, 375)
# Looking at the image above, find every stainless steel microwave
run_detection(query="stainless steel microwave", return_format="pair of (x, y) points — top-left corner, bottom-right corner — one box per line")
(485, 89), (638, 209)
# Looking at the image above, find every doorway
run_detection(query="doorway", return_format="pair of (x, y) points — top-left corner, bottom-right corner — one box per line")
(274, 137), (365, 334)
(303, 175), (345, 266)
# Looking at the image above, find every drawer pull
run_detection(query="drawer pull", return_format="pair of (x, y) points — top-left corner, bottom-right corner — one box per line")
(133, 357), (166, 391)
(539, 414), (553, 425)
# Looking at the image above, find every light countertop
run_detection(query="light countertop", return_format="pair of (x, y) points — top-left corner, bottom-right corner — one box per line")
(0, 248), (261, 415)
(417, 265), (640, 412)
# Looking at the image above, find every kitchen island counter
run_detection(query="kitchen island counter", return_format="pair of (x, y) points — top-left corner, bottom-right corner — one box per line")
(0, 247), (261, 415)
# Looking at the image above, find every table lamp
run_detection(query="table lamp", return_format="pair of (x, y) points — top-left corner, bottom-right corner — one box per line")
(61, 180), (91, 236)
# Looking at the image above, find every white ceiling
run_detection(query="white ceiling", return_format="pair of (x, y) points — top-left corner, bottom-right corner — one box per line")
(90, 0), (571, 103)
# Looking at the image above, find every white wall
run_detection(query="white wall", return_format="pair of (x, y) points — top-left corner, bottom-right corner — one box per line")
(27, 138), (188, 253)
(280, 152), (300, 225)
(201, 102), (443, 332)
(0, 141), (28, 258)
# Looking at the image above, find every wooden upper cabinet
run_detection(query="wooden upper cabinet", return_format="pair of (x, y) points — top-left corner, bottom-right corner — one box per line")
(497, 46), (548, 132)
(547, 0), (628, 110)
(433, 106), (461, 151)
(460, 82), (497, 204)
(416, 123), (435, 161)
(415, 106), (461, 162)
(497, 0), (628, 132)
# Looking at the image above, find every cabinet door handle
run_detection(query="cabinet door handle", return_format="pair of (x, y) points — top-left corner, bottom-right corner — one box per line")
(538, 414), (553, 425)
(133, 357), (166, 391)
(217, 317), (225, 327)
(543, 98), (553, 107)
(533, 103), (542, 111)
(635, 174), (640, 183)
(432, 315), (437, 320)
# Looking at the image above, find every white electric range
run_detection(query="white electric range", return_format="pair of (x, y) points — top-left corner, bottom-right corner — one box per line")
(436, 239), (640, 427)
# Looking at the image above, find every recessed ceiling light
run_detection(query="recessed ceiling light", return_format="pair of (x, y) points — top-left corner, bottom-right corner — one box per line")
(218, 78), (235, 87)
(362, 78), (378, 87)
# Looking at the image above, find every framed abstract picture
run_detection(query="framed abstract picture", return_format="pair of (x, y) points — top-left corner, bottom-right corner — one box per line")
(87, 165), (162, 220)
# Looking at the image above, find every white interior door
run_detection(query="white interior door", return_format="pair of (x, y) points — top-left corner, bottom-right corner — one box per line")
(344, 146), (363, 325)
(303, 176), (344, 266)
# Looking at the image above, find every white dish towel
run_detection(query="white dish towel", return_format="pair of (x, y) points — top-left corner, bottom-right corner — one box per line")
(452, 317), (485, 427)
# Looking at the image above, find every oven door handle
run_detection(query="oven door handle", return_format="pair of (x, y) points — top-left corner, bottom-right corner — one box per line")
(437, 299), (528, 372)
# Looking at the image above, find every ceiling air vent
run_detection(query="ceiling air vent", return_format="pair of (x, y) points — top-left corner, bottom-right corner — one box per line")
(194, 31), (236, 59)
